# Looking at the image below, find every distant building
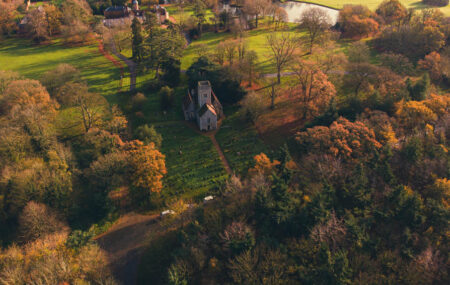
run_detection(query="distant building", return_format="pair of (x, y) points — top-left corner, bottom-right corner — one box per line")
(150, 5), (169, 24)
(19, 6), (45, 35)
(183, 81), (223, 131)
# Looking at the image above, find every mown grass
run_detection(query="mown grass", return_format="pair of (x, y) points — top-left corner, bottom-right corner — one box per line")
(156, 121), (229, 199)
(0, 38), (123, 103)
(216, 106), (270, 176)
(294, 0), (450, 16)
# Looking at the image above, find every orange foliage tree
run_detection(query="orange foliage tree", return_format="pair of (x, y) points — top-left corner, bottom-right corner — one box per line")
(249, 153), (280, 177)
(296, 117), (382, 161)
(290, 59), (336, 120)
(338, 5), (379, 38)
(418, 52), (443, 82)
(125, 140), (166, 193)
(375, 0), (407, 25)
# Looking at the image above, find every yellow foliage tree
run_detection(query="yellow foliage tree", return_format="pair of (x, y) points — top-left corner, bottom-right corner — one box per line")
(125, 140), (166, 193)
(248, 153), (280, 177)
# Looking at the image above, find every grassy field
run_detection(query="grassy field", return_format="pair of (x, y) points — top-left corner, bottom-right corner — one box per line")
(156, 121), (229, 199)
(216, 106), (270, 176)
(182, 23), (303, 73)
(0, 38), (123, 103)
(301, 0), (450, 15)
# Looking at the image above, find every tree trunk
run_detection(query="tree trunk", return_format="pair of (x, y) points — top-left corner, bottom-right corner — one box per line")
(277, 67), (281, 84)
(271, 84), (275, 110)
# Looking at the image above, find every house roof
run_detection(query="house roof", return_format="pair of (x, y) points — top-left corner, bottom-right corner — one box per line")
(198, 103), (217, 117)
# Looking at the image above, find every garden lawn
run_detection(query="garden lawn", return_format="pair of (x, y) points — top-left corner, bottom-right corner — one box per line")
(155, 121), (229, 199)
(216, 106), (270, 176)
(0, 38), (122, 103)
(298, 0), (450, 16)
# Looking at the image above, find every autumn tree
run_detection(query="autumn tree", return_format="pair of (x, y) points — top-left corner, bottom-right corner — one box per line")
(18, 201), (69, 242)
(0, 79), (58, 151)
(395, 100), (437, 131)
(0, 233), (116, 284)
(379, 52), (414, 75)
(289, 59), (336, 120)
(62, 82), (108, 132)
(125, 140), (166, 194)
(374, 20), (445, 59)
(249, 153), (280, 177)
(375, 0), (407, 25)
(338, 5), (379, 38)
(266, 32), (299, 84)
(0, 2), (17, 37)
(298, 7), (331, 54)
(27, 7), (50, 43)
(40, 63), (83, 97)
(43, 3), (63, 36)
(296, 117), (382, 161)
(418, 52), (444, 83)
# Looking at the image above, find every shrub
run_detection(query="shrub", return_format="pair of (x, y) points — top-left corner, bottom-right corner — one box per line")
(134, 124), (163, 149)
(159, 86), (175, 110)
(131, 92), (147, 111)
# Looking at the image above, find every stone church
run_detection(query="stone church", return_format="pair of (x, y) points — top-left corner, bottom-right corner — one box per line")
(182, 81), (223, 131)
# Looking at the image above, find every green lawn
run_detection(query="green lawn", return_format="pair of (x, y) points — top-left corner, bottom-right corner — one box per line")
(216, 106), (270, 176)
(182, 23), (303, 73)
(299, 0), (450, 16)
(156, 121), (229, 200)
(0, 38), (122, 103)
(165, 4), (215, 24)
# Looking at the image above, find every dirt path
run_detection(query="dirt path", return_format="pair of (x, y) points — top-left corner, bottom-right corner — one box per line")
(95, 213), (160, 284)
(109, 39), (137, 91)
(210, 135), (232, 174)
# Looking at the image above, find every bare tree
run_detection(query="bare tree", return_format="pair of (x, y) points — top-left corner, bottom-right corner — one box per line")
(266, 32), (299, 84)
(18, 201), (69, 242)
(61, 82), (107, 132)
(311, 211), (347, 251)
(298, 7), (331, 54)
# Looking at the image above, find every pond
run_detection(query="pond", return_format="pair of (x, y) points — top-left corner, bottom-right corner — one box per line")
(279, 1), (339, 24)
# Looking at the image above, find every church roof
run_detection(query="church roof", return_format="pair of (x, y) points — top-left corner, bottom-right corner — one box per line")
(198, 103), (216, 117)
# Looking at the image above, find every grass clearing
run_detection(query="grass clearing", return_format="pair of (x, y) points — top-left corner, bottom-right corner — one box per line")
(182, 23), (304, 73)
(156, 121), (229, 199)
(0, 38), (122, 103)
(216, 106), (270, 176)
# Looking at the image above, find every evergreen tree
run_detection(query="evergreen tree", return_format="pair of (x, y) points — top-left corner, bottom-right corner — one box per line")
(131, 17), (144, 62)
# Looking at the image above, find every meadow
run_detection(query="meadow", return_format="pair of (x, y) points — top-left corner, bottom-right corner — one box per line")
(0, 38), (123, 102)
(299, 0), (450, 15)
